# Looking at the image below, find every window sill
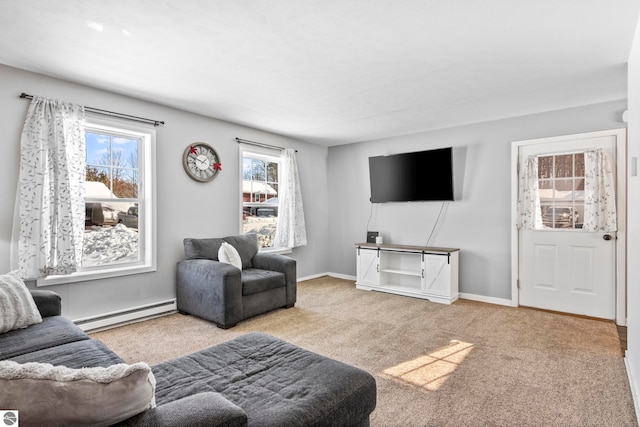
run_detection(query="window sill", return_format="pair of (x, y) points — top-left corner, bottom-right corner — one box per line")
(260, 247), (292, 255)
(36, 263), (156, 287)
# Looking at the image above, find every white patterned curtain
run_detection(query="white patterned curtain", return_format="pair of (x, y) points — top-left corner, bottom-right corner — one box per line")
(11, 97), (86, 278)
(274, 148), (307, 248)
(516, 155), (542, 230)
(583, 149), (616, 232)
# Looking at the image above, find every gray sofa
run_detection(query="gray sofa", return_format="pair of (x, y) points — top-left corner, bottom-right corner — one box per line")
(1, 290), (377, 426)
(176, 233), (297, 328)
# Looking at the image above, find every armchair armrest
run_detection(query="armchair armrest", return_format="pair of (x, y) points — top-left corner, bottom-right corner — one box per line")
(29, 290), (62, 317)
(252, 253), (297, 307)
(116, 392), (247, 427)
(176, 259), (243, 328)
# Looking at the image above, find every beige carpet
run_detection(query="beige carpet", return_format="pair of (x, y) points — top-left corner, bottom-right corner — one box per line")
(91, 276), (637, 426)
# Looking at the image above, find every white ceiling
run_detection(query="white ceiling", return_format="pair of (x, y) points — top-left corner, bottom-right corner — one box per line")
(1, 1), (638, 146)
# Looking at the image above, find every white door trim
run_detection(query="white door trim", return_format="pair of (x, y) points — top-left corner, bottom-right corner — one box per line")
(510, 128), (627, 325)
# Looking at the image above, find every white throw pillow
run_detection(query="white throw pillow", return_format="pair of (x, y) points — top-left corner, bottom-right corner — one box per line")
(218, 242), (243, 270)
(0, 270), (42, 333)
(0, 360), (156, 427)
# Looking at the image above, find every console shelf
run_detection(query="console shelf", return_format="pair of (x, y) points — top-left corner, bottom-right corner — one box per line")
(355, 242), (459, 304)
(381, 268), (422, 277)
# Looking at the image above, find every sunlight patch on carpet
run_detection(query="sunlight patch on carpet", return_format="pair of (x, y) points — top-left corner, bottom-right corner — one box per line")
(381, 340), (473, 391)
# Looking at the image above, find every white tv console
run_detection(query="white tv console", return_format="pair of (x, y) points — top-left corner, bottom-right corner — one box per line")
(355, 242), (459, 304)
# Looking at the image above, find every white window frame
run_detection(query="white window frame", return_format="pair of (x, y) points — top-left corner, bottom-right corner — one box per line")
(239, 145), (290, 254)
(37, 115), (157, 286)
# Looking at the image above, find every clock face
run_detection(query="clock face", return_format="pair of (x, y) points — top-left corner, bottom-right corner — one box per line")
(183, 143), (221, 182)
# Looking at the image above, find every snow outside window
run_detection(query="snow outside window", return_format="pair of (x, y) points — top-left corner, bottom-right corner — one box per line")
(240, 148), (281, 249)
(38, 117), (156, 286)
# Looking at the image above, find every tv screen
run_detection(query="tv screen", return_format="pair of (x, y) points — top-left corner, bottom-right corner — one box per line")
(369, 147), (454, 203)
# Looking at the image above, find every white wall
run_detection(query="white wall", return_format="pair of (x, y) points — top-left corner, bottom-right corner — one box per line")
(0, 64), (329, 320)
(625, 11), (640, 415)
(327, 101), (627, 301)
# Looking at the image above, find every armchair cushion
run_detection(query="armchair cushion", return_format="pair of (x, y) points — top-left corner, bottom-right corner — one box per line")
(241, 269), (285, 296)
(183, 238), (224, 261)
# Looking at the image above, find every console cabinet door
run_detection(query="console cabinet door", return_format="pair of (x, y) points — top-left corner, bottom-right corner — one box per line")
(357, 248), (379, 286)
(422, 254), (451, 297)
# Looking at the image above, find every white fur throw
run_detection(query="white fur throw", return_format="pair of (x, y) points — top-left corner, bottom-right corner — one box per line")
(0, 270), (42, 333)
(219, 242), (242, 270)
(0, 360), (156, 427)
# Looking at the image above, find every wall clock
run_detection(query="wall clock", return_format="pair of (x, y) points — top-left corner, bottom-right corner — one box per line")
(183, 142), (222, 182)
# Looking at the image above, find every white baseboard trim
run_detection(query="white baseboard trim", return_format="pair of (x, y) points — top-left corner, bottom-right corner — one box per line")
(459, 293), (513, 307)
(327, 272), (356, 281)
(298, 272), (356, 282)
(73, 299), (177, 332)
(624, 350), (640, 424)
(297, 272), (330, 282)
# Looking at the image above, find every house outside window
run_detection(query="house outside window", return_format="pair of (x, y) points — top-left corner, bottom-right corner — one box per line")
(39, 117), (156, 285)
(240, 147), (281, 249)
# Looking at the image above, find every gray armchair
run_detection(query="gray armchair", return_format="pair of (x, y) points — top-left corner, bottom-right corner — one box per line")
(176, 233), (296, 329)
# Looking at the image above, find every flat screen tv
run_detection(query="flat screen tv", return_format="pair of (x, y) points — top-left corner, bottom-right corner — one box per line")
(369, 147), (454, 203)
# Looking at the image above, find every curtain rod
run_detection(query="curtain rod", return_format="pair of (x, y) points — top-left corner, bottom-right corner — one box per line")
(19, 93), (165, 127)
(236, 137), (297, 152)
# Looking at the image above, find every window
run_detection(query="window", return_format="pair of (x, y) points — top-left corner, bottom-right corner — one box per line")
(538, 153), (584, 229)
(240, 147), (281, 249)
(39, 117), (156, 285)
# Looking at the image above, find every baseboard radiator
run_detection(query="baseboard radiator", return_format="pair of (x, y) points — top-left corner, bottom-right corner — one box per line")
(73, 299), (177, 332)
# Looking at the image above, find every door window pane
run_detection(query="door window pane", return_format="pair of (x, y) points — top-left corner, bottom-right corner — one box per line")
(538, 153), (584, 229)
(538, 156), (553, 179)
(554, 154), (574, 178)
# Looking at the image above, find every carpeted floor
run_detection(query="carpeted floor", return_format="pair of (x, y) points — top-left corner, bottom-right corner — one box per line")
(91, 276), (637, 426)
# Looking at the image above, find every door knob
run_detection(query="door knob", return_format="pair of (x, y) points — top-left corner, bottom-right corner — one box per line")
(603, 234), (613, 241)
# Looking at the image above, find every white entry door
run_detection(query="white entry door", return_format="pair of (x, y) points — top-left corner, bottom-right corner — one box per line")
(516, 130), (624, 320)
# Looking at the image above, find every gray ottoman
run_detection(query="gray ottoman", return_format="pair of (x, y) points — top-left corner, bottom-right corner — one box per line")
(151, 332), (377, 426)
